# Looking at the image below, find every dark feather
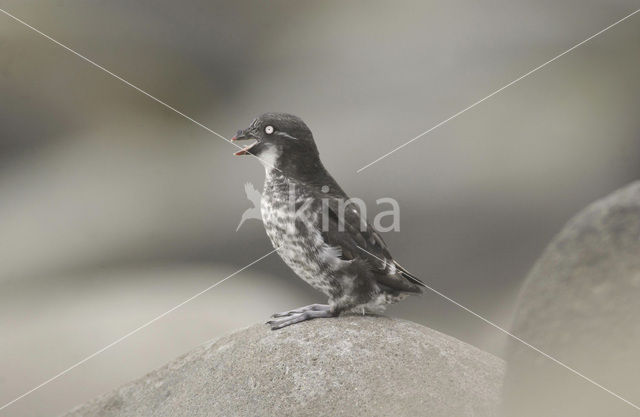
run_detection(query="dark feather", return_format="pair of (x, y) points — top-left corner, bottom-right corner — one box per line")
(393, 260), (427, 288)
(317, 187), (423, 293)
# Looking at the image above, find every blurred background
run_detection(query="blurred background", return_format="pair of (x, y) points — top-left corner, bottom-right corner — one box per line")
(1, 0), (639, 415)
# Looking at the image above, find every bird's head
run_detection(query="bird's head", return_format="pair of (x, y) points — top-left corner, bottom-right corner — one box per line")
(232, 113), (321, 174)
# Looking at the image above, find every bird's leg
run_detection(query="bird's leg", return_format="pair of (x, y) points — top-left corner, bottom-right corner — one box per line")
(270, 303), (330, 318)
(267, 309), (335, 330)
(267, 306), (336, 330)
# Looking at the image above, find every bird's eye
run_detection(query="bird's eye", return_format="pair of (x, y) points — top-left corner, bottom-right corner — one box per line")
(264, 125), (274, 135)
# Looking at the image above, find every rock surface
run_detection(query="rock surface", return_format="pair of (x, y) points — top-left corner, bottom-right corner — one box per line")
(503, 181), (640, 417)
(65, 316), (504, 417)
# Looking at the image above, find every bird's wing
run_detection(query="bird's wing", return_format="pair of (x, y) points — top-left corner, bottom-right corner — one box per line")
(320, 196), (424, 293)
(244, 182), (262, 205)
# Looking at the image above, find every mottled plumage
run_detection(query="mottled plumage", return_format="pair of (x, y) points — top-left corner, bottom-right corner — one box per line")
(233, 113), (425, 329)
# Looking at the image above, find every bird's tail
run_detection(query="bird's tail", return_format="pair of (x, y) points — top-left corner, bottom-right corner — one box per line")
(394, 261), (427, 289)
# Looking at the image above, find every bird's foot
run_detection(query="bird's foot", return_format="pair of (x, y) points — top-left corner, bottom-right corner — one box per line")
(267, 306), (334, 330)
(270, 303), (331, 318)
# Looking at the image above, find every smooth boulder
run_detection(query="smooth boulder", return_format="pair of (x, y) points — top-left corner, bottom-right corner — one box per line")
(65, 316), (504, 417)
(503, 181), (640, 417)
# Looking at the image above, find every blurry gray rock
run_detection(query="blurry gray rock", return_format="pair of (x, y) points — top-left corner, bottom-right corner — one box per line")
(64, 316), (504, 417)
(503, 181), (640, 417)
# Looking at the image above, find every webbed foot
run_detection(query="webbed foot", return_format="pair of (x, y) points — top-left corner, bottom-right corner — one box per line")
(270, 303), (331, 318)
(267, 305), (334, 330)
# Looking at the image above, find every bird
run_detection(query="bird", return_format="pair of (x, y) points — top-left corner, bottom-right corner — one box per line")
(232, 113), (425, 329)
(236, 182), (262, 231)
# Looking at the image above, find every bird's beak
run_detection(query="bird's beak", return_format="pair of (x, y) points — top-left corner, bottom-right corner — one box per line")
(231, 129), (257, 156)
(230, 129), (246, 142)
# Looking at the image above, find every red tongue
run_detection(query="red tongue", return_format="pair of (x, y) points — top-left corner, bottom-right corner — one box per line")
(234, 141), (255, 155)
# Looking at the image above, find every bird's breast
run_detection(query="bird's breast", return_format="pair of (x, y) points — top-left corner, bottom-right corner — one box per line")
(260, 182), (346, 296)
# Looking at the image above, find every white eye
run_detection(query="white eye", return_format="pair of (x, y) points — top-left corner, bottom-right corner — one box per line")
(264, 125), (274, 135)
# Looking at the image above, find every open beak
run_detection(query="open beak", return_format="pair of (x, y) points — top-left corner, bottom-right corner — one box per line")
(231, 129), (258, 156)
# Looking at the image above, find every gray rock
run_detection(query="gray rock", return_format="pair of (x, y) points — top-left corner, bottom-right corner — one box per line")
(503, 181), (640, 417)
(64, 316), (504, 417)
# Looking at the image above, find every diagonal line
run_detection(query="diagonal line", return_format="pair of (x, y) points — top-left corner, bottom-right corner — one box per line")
(0, 7), (280, 171)
(0, 247), (280, 412)
(356, 8), (640, 173)
(355, 244), (640, 412)
(0, 7), (283, 412)
(3, 2), (638, 413)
